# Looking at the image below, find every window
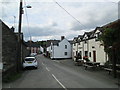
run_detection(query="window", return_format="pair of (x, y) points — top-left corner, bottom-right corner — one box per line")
(95, 33), (100, 41)
(65, 52), (67, 55)
(78, 51), (82, 59)
(76, 51), (78, 56)
(65, 45), (67, 49)
(89, 52), (91, 57)
(85, 51), (88, 57)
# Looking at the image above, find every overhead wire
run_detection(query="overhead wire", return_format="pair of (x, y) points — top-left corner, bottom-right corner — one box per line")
(23, 0), (32, 41)
(53, 0), (87, 29)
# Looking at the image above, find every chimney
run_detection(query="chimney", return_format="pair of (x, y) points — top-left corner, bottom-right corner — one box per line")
(61, 36), (65, 40)
(11, 26), (15, 32)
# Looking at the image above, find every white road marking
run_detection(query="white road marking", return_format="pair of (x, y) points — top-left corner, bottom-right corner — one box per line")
(52, 74), (67, 90)
(42, 62), (45, 66)
(46, 67), (50, 71)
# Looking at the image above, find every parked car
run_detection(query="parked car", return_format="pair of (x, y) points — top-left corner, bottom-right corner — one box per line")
(23, 57), (38, 69)
(30, 53), (37, 57)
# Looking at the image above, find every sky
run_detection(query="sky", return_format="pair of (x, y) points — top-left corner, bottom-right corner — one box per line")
(0, 0), (120, 41)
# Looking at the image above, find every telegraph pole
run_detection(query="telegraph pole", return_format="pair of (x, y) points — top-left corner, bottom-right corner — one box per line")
(17, 0), (23, 72)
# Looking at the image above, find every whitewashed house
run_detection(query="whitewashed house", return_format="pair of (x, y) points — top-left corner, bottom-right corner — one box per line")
(47, 36), (72, 59)
(40, 46), (44, 53)
(73, 27), (108, 65)
(88, 27), (108, 65)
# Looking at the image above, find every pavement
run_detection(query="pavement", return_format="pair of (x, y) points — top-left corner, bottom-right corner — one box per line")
(2, 54), (120, 89)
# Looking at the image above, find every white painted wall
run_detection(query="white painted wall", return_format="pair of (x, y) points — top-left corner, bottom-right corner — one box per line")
(51, 39), (72, 59)
(78, 41), (84, 59)
(40, 46), (44, 53)
(88, 39), (107, 65)
(73, 37), (107, 65)
(72, 43), (78, 61)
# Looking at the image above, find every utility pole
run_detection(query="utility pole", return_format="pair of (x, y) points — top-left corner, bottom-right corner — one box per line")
(17, 0), (23, 72)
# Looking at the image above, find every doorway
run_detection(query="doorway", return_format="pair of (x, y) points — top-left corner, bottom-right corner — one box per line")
(93, 51), (96, 62)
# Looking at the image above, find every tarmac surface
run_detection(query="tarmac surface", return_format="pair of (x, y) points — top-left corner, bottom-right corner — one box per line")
(2, 54), (120, 89)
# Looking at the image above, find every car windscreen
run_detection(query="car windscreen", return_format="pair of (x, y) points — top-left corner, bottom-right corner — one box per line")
(25, 58), (35, 61)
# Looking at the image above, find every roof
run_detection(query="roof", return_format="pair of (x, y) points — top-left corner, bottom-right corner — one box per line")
(102, 19), (120, 29)
(25, 41), (40, 48)
(72, 19), (120, 42)
(68, 40), (74, 44)
(78, 35), (83, 38)
(51, 40), (60, 45)
(46, 40), (60, 47)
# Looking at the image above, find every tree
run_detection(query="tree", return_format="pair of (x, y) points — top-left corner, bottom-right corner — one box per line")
(100, 20), (120, 78)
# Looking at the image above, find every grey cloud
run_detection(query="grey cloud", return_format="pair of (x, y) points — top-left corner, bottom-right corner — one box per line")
(22, 25), (62, 38)
(70, 3), (118, 31)
(52, 22), (58, 26)
(118, 1), (120, 19)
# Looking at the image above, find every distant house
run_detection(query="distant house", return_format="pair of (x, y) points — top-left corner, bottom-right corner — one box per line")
(25, 41), (40, 54)
(46, 36), (72, 59)
(40, 46), (44, 54)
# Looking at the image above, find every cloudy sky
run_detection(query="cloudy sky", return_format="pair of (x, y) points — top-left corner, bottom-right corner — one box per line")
(0, 0), (120, 41)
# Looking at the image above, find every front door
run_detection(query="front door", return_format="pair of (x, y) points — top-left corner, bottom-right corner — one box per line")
(93, 51), (96, 62)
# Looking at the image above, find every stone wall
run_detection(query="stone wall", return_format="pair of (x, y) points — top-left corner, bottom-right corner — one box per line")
(1, 20), (30, 81)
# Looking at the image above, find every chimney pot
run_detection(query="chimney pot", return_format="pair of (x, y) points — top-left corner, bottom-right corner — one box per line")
(61, 36), (65, 40)
(11, 27), (15, 32)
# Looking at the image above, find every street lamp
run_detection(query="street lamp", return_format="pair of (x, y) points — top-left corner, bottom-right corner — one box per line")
(17, 0), (31, 72)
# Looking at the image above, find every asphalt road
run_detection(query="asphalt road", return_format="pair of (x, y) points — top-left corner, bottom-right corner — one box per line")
(2, 55), (120, 89)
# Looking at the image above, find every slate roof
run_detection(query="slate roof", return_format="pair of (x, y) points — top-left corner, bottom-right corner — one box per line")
(46, 40), (60, 47)
(52, 40), (60, 45)
(68, 40), (74, 44)
(73, 19), (120, 42)
(73, 37), (78, 43)
(25, 42), (40, 48)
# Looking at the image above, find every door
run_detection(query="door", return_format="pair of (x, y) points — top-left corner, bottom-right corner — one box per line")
(93, 51), (96, 62)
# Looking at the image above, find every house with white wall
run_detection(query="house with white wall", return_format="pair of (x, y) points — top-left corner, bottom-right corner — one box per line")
(40, 46), (44, 53)
(47, 36), (72, 59)
(88, 27), (107, 65)
(73, 27), (108, 65)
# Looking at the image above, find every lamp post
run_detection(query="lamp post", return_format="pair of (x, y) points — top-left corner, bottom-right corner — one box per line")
(17, 0), (31, 72)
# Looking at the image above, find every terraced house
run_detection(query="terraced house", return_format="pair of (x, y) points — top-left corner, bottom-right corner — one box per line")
(73, 27), (108, 65)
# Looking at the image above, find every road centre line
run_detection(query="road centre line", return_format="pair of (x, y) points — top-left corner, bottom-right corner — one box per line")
(46, 67), (50, 71)
(42, 62), (45, 65)
(52, 74), (67, 90)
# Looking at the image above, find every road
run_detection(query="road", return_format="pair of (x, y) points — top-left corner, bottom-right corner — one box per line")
(2, 55), (119, 89)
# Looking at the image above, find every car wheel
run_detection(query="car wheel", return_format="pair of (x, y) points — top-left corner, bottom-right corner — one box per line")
(35, 67), (38, 69)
